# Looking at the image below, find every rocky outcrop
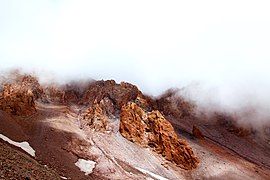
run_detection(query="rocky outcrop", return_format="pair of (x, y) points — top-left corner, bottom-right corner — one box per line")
(0, 75), (43, 116)
(80, 80), (141, 110)
(120, 102), (148, 145)
(43, 86), (65, 103)
(98, 97), (116, 117)
(43, 80), (142, 112)
(120, 102), (199, 170)
(81, 100), (109, 131)
(43, 86), (80, 104)
(134, 95), (154, 112)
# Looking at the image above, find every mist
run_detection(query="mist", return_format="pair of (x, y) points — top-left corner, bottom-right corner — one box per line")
(1, 1), (270, 128)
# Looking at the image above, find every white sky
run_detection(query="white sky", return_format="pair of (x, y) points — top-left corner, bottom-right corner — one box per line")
(0, 0), (270, 105)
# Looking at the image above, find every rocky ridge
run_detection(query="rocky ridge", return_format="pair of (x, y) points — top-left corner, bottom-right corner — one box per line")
(0, 74), (199, 170)
(1, 73), (270, 179)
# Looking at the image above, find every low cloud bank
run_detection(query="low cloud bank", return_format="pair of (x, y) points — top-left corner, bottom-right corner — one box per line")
(1, 68), (270, 131)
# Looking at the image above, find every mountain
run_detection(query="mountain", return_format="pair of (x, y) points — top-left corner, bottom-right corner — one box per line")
(0, 73), (269, 180)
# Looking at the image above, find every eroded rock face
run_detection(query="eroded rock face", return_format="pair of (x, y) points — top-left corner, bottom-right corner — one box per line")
(80, 80), (141, 109)
(43, 80), (142, 112)
(81, 100), (109, 131)
(120, 102), (199, 170)
(120, 102), (148, 145)
(43, 86), (64, 103)
(99, 97), (116, 117)
(0, 75), (43, 116)
(43, 86), (80, 104)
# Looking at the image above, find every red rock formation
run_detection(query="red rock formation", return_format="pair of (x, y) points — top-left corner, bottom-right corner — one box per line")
(62, 90), (79, 104)
(43, 86), (65, 103)
(120, 102), (199, 170)
(82, 100), (109, 131)
(80, 80), (141, 110)
(135, 95), (153, 111)
(0, 75), (43, 116)
(43, 86), (80, 104)
(120, 102), (148, 145)
(99, 97), (116, 117)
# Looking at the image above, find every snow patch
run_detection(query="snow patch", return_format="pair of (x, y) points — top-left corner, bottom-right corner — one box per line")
(0, 133), (35, 157)
(75, 159), (96, 175)
(60, 176), (68, 179)
(135, 167), (169, 180)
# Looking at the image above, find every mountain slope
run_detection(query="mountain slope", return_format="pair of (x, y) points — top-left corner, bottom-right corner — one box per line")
(0, 73), (269, 179)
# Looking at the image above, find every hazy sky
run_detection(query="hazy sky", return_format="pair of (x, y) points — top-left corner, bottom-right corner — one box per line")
(0, 0), (270, 103)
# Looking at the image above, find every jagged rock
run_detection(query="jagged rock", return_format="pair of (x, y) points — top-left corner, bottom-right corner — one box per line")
(120, 102), (199, 170)
(43, 86), (79, 104)
(192, 125), (204, 139)
(82, 100), (109, 131)
(0, 75), (43, 116)
(99, 97), (116, 117)
(43, 86), (65, 103)
(80, 80), (141, 110)
(120, 102), (148, 145)
(62, 90), (79, 104)
(19, 75), (43, 99)
(135, 95), (153, 111)
(42, 80), (91, 104)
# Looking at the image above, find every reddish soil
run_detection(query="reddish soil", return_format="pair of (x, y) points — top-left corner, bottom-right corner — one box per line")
(0, 140), (60, 180)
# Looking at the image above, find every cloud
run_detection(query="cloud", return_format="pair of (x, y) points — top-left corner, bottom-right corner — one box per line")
(0, 0), (270, 127)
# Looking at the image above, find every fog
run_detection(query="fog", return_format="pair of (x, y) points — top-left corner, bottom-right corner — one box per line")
(1, 1), (270, 127)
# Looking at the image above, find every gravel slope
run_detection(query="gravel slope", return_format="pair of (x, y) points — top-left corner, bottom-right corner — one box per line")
(0, 140), (60, 180)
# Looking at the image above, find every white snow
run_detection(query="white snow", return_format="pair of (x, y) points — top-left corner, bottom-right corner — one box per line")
(0, 133), (35, 157)
(60, 176), (68, 179)
(75, 159), (96, 175)
(135, 167), (169, 180)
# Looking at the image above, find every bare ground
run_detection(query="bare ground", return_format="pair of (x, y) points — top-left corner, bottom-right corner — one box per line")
(0, 103), (270, 179)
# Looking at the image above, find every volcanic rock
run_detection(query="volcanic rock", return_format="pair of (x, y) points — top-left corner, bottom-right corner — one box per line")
(80, 80), (141, 110)
(81, 100), (109, 131)
(99, 97), (116, 117)
(43, 86), (80, 104)
(43, 86), (65, 103)
(120, 102), (148, 145)
(120, 102), (199, 170)
(0, 75), (43, 116)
